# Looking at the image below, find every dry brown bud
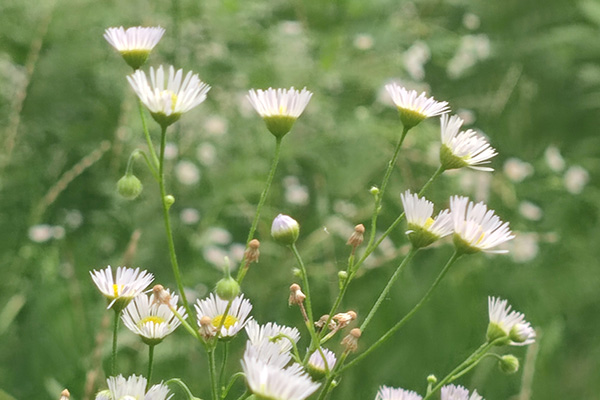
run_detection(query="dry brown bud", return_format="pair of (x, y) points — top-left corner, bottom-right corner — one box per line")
(152, 284), (172, 306)
(346, 224), (365, 247)
(60, 389), (70, 400)
(341, 328), (362, 352)
(199, 315), (216, 339)
(289, 283), (306, 305)
(315, 314), (330, 331)
(333, 310), (357, 329)
(245, 239), (261, 263)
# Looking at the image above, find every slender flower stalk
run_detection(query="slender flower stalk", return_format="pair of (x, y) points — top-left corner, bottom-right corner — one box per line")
(440, 114), (497, 171)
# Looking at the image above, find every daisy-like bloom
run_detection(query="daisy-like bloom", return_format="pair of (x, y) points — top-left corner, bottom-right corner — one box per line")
(307, 347), (337, 379)
(375, 386), (422, 400)
(128, 65), (210, 128)
(440, 384), (483, 400)
(105, 374), (171, 400)
(247, 87), (313, 138)
(450, 196), (515, 254)
(94, 390), (111, 400)
(90, 266), (154, 312)
(271, 214), (300, 245)
(385, 83), (450, 129)
(242, 355), (320, 400)
(104, 26), (165, 70)
(400, 191), (453, 249)
(439, 114), (497, 171)
(194, 293), (252, 338)
(246, 320), (301, 353)
(121, 288), (187, 345)
(244, 339), (293, 369)
(487, 297), (535, 346)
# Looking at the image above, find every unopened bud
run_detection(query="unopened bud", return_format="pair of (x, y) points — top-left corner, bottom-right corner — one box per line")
(245, 239), (261, 263)
(152, 284), (172, 306)
(164, 195), (175, 208)
(117, 174), (143, 200)
(370, 186), (380, 196)
(315, 314), (331, 331)
(427, 375), (437, 385)
(293, 268), (302, 278)
(215, 276), (241, 301)
(60, 389), (70, 400)
(289, 283), (306, 305)
(333, 310), (357, 329)
(346, 224), (365, 247)
(341, 328), (361, 352)
(498, 355), (519, 374)
(271, 214), (300, 245)
(199, 315), (217, 339)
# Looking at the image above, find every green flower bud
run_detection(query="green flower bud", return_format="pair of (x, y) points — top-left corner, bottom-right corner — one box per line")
(498, 355), (519, 374)
(293, 268), (302, 278)
(215, 276), (241, 301)
(427, 375), (437, 385)
(369, 186), (380, 196)
(164, 195), (175, 208)
(117, 174), (143, 200)
(271, 214), (300, 245)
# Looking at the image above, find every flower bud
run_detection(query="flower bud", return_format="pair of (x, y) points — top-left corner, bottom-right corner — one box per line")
(289, 283), (306, 305)
(199, 315), (217, 339)
(60, 389), (70, 400)
(370, 186), (380, 196)
(117, 174), (143, 200)
(341, 328), (361, 352)
(164, 195), (175, 208)
(346, 224), (365, 247)
(152, 284), (172, 306)
(315, 314), (331, 331)
(498, 355), (519, 374)
(245, 239), (261, 263)
(427, 375), (437, 385)
(215, 276), (241, 301)
(271, 214), (300, 245)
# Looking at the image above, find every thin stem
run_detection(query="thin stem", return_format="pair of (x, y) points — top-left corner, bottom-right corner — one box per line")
(219, 342), (229, 391)
(360, 247), (418, 332)
(146, 344), (155, 389)
(170, 304), (200, 340)
(208, 348), (219, 400)
(418, 165), (445, 197)
(221, 373), (245, 400)
(234, 390), (249, 400)
(158, 125), (193, 321)
(138, 100), (159, 168)
(166, 378), (197, 400)
(138, 150), (159, 181)
(237, 137), (283, 282)
(111, 310), (120, 375)
(271, 333), (303, 364)
(316, 351), (349, 400)
(339, 250), (462, 374)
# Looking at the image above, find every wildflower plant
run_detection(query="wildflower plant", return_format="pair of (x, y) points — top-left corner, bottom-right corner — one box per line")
(81, 23), (536, 400)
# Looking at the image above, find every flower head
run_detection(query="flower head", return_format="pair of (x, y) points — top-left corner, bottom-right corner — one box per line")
(487, 297), (535, 346)
(401, 191), (453, 249)
(440, 114), (497, 171)
(242, 355), (320, 400)
(105, 375), (171, 400)
(245, 320), (301, 353)
(121, 288), (186, 345)
(307, 348), (337, 379)
(450, 196), (514, 254)
(90, 266), (154, 312)
(375, 386), (422, 400)
(385, 83), (449, 129)
(128, 65), (210, 128)
(194, 293), (252, 338)
(104, 26), (165, 69)
(247, 87), (312, 138)
(271, 214), (300, 245)
(440, 384), (483, 400)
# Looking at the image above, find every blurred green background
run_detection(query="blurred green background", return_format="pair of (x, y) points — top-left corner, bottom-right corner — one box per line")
(1, 0), (599, 399)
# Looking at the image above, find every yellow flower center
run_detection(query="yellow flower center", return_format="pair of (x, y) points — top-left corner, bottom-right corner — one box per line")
(112, 284), (123, 297)
(212, 314), (238, 329)
(424, 217), (435, 229)
(161, 90), (178, 112)
(278, 104), (287, 115)
(139, 316), (166, 327)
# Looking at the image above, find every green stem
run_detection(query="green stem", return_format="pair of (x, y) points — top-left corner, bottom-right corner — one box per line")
(316, 351), (349, 400)
(339, 250), (462, 374)
(360, 247), (418, 332)
(418, 165), (445, 196)
(138, 100), (159, 168)
(219, 342), (229, 391)
(222, 373), (245, 400)
(158, 125), (193, 322)
(271, 333), (303, 364)
(170, 304), (200, 340)
(234, 390), (249, 400)
(208, 348), (219, 400)
(111, 310), (120, 375)
(237, 137), (283, 283)
(138, 150), (159, 181)
(147, 344), (155, 389)
(166, 378), (198, 400)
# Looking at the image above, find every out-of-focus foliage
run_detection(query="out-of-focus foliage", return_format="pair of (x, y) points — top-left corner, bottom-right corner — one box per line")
(0, 0), (599, 399)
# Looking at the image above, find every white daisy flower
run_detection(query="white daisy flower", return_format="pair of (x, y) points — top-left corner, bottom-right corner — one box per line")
(94, 390), (111, 400)
(400, 191), (453, 249)
(242, 356), (320, 400)
(440, 114), (497, 171)
(128, 65), (210, 128)
(440, 384), (483, 400)
(121, 288), (186, 345)
(105, 374), (171, 400)
(385, 83), (450, 129)
(307, 347), (337, 379)
(194, 293), (252, 338)
(245, 320), (301, 353)
(104, 26), (165, 70)
(247, 87), (312, 138)
(450, 196), (514, 254)
(375, 386), (422, 400)
(487, 297), (535, 346)
(244, 340), (293, 369)
(90, 266), (154, 312)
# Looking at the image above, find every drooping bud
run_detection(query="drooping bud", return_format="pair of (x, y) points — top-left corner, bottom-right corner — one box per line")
(427, 375), (437, 385)
(271, 214), (300, 245)
(341, 328), (361, 352)
(199, 315), (217, 340)
(117, 174), (143, 200)
(288, 283), (306, 306)
(346, 224), (365, 247)
(498, 354), (519, 374)
(315, 314), (331, 332)
(333, 311), (357, 329)
(152, 284), (172, 306)
(245, 239), (261, 263)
